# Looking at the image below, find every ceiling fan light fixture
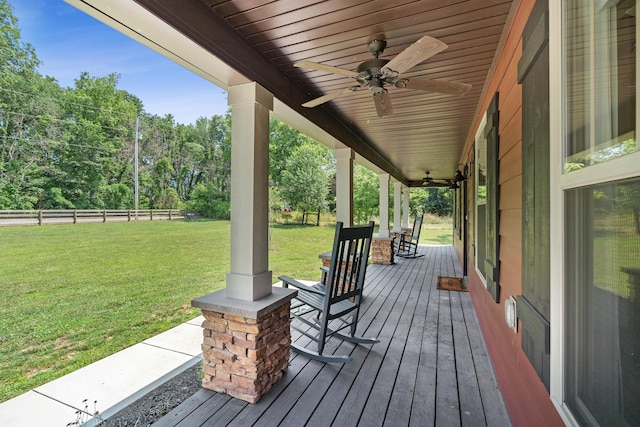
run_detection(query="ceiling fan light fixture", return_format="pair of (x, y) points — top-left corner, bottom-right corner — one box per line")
(449, 181), (460, 190)
(373, 90), (393, 117)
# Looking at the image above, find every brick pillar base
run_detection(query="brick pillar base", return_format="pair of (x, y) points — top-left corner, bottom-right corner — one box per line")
(192, 288), (296, 403)
(400, 227), (412, 241)
(371, 237), (394, 264)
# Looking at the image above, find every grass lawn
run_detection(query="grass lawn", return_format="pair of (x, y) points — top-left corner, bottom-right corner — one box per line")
(0, 218), (452, 402)
(422, 225), (453, 245)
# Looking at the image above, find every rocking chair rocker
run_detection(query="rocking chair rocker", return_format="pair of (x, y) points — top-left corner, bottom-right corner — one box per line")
(280, 221), (378, 363)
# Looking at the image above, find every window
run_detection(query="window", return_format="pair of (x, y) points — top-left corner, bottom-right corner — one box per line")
(565, 178), (640, 426)
(563, 0), (637, 172)
(474, 94), (500, 303)
(475, 115), (487, 281)
(562, 1), (639, 425)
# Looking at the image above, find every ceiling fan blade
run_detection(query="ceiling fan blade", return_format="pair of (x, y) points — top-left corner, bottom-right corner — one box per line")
(405, 77), (472, 96)
(302, 86), (361, 108)
(372, 90), (393, 117)
(382, 35), (448, 76)
(294, 60), (356, 77)
(423, 178), (451, 187)
(428, 182), (452, 188)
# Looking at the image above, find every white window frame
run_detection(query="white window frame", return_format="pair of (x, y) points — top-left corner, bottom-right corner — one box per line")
(549, 1), (640, 425)
(474, 113), (488, 288)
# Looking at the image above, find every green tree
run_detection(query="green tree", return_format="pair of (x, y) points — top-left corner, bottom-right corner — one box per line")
(147, 156), (173, 208)
(53, 73), (138, 208)
(0, 2), (268, 213)
(0, 0), (61, 208)
(193, 113), (231, 199)
(101, 183), (133, 209)
(280, 142), (329, 224)
(353, 163), (379, 224)
(409, 187), (453, 217)
(187, 182), (230, 219)
(269, 119), (310, 186)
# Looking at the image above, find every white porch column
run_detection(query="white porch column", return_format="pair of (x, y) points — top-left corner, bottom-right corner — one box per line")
(393, 180), (402, 232)
(335, 147), (354, 226)
(402, 185), (410, 228)
(226, 82), (273, 301)
(378, 173), (390, 238)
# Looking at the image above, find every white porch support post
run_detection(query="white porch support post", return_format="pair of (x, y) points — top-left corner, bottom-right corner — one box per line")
(378, 173), (390, 238)
(335, 147), (354, 226)
(393, 180), (402, 232)
(402, 185), (410, 228)
(371, 172), (393, 264)
(226, 82), (273, 301)
(191, 82), (296, 404)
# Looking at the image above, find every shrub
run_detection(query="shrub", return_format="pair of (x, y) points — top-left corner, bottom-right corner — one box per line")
(188, 183), (230, 219)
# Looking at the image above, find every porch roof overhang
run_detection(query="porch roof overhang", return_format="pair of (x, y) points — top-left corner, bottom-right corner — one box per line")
(67, 0), (516, 186)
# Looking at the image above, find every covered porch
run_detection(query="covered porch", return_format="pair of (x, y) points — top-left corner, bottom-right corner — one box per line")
(61, 1), (539, 424)
(156, 245), (510, 426)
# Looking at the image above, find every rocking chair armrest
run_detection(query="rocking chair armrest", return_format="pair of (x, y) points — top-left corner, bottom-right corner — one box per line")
(320, 266), (329, 285)
(279, 275), (325, 295)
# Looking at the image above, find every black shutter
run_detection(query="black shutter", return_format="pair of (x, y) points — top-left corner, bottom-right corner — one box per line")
(484, 93), (500, 303)
(517, 0), (551, 391)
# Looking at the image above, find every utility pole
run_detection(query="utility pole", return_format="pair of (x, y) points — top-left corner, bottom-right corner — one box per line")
(134, 116), (139, 220)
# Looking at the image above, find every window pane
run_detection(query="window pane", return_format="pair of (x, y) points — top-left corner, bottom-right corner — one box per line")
(565, 178), (640, 426)
(475, 133), (487, 279)
(477, 134), (487, 205)
(563, 0), (637, 172)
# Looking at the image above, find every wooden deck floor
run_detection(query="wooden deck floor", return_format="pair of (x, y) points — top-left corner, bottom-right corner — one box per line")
(156, 245), (511, 427)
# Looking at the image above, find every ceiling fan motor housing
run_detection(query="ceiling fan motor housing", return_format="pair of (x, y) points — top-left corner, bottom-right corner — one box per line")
(367, 39), (387, 58)
(356, 58), (390, 76)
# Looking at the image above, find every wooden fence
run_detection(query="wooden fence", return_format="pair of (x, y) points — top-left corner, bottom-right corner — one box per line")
(0, 209), (183, 226)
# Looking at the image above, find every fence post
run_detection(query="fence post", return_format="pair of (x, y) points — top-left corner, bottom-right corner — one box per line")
(73, 210), (77, 224)
(103, 210), (107, 222)
(169, 210), (172, 220)
(38, 210), (43, 225)
(150, 210), (153, 221)
(128, 210), (131, 221)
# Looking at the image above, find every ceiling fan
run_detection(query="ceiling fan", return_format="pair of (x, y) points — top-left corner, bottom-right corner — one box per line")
(422, 171), (453, 188)
(294, 36), (471, 117)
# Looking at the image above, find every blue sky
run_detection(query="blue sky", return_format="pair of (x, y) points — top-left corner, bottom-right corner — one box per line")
(10, 0), (229, 125)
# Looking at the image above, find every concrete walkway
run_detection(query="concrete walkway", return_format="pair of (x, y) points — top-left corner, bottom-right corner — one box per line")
(0, 316), (204, 427)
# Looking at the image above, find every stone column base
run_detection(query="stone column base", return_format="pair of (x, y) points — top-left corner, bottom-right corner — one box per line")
(192, 287), (296, 403)
(371, 237), (395, 265)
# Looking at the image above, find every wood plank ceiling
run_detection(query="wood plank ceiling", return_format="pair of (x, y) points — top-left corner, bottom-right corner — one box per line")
(135, 0), (514, 186)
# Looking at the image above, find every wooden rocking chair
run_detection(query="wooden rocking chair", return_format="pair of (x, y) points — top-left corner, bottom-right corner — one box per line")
(393, 215), (424, 258)
(280, 221), (378, 363)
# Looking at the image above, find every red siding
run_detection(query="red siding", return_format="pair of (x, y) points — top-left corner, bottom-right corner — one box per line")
(454, 0), (564, 425)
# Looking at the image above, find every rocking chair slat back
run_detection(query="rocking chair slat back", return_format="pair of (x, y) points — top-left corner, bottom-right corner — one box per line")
(395, 215), (424, 258)
(326, 227), (371, 304)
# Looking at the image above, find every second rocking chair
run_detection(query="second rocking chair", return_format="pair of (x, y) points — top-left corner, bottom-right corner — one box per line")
(280, 221), (378, 363)
(393, 215), (424, 258)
